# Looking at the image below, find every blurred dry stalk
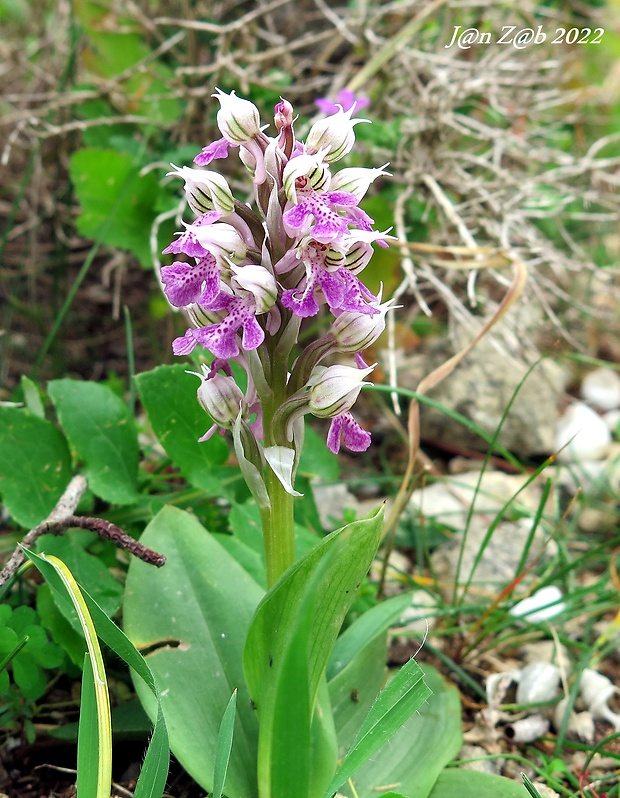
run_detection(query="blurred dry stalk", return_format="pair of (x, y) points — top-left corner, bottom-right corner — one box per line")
(0, 0), (618, 388)
(376, 3), (620, 357)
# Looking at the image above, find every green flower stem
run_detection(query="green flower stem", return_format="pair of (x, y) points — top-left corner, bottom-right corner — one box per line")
(259, 331), (296, 588)
(261, 467), (295, 588)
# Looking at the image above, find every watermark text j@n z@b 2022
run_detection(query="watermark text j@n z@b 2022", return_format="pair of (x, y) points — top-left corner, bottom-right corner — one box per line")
(445, 25), (604, 50)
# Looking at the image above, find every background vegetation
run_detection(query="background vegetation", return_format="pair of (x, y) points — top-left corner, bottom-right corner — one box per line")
(1, 1), (619, 796)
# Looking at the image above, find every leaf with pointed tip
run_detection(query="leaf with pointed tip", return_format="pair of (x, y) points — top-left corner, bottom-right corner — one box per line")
(327, 656), (431, 796)
(124, 506), (262, 798)
(244, 506), (385, 798)
(213, 690), (238, 798)
(336, 664), (461, 798)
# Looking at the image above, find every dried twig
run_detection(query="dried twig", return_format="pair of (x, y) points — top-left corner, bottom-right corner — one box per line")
(0, 476), (165, 588)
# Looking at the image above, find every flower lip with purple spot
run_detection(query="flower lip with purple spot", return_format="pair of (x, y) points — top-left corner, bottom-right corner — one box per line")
(326, 412), (372, 453)
(161, 254), (220, 308)
(194, 137), (234, 166)
(191, 295), (265, 359)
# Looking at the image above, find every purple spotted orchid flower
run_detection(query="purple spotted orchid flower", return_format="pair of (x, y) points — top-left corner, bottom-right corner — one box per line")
(160, 89), (394, 517)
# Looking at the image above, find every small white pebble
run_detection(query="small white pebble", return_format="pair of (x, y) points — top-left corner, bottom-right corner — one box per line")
(516, 662), (561, 704)
(504, 714), (549, 742)
(555, 402), (611, 462)
(509, 586), (566, 623)
(581, 368), (620, 412)
(580, 668), (620, 731)
(554, 696), (595, 744)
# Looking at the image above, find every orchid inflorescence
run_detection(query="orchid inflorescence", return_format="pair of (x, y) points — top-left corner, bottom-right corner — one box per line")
(161, 89), (394, 503)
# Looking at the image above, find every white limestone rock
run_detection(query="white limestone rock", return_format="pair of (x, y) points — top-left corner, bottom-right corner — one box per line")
(581, 368), (620, 412)
(555, 401), (611, 462)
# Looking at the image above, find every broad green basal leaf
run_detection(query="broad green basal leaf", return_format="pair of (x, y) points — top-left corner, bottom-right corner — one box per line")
(48, 379), (139, 505)
(123, 506), (262, 798)
(428, 769), (529, 798)
(328, 593), (413, 755)
(338, 664), (462, 798)
(0, 406), (72, 528)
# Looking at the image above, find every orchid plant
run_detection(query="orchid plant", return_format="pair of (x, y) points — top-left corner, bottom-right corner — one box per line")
(122, 91), (448, 798)
(0, 88), (535, 798)
(160, 89), (394, 589)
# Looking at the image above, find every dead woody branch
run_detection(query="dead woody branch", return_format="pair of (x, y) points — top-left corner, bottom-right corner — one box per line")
(0, 475), (165, 588)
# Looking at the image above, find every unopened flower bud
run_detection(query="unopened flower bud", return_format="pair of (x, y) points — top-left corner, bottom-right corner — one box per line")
(188, 221), (247, 264)
(331, 299), (396, 352)
(196, 370), (245, 429)
(213, 89), (262, 144)
(231, 264), (277, 313)
(274, 99), (294, 131)
(168, 164), (235, 215)
(305, 106), (368, 162)
(307, 363), (374, 418)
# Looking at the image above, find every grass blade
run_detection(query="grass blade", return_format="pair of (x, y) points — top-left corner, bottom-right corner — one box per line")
(32, 554), (112, 798)
(133, 703), (170, 798)
(77, 652), (100, 798)
(521, 774), (545, 798)
(213, 690), (238, 798)
(22, 547), (169, 798)
(326, 656), (432, 796)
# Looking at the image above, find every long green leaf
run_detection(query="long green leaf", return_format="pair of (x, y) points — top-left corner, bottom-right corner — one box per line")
(24, 553), (112, 798)
(25, 548), (157, 692)
(213, 690), (238, 798)
(337, 664), (461, 798)
(133, 703), (170, 798)
(243, 505), (385, 798)
(23, 548), (169, 798)
(123, 506), (262, 798)
(327, 657), (431, 796)
(77, 653), (100, 798)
